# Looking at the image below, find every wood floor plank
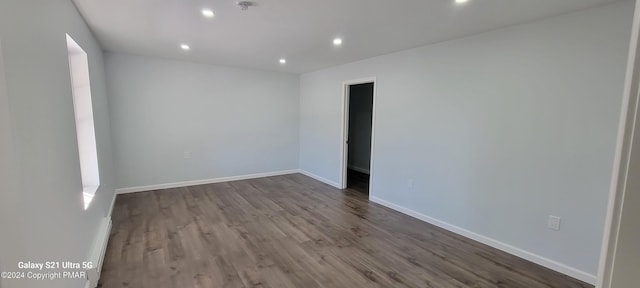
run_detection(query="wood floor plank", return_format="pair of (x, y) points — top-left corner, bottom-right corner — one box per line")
(99, 174), (593, 288)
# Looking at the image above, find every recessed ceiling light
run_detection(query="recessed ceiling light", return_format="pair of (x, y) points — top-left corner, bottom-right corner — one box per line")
(455, 0), (468, 4)
(333, 38), (343, 46)
(279, 58), (287, 64)
(180, 44), (190, 51)
(201, 8), (215, 18)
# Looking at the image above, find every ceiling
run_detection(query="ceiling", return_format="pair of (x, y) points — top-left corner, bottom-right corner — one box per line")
(72, 0), (622, 74)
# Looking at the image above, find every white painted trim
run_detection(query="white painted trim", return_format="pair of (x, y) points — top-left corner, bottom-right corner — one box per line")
(347, 165), (370, 174)
(116, 170), (299, 194)
(340, 77), (377, 191)
(368, 80), (379, 200)
(298, 169), (342, 189)
(598, 1), (640, 287)
(370, 196), (597, 285)
(107, 190), (117, 218)
(340, 82), (350, 189)
(86, 217), (111, 288)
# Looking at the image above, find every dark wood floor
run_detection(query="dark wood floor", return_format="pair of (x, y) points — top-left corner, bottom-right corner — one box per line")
(347, 169), (369, 194)
(100, 174), (592, 288)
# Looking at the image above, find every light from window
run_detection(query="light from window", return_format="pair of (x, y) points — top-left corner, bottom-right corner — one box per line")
(66, 34), (100, 210)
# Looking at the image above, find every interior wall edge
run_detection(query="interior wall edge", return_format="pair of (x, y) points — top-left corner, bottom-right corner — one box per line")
(597, 0), (640, 287)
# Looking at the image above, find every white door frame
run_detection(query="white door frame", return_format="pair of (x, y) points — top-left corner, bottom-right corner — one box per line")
(340, 77), (377, 195)
(597, 0), (640, 287)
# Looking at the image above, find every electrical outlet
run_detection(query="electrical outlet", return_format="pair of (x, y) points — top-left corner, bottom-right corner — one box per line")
(407, 179), (414, 189)
(183, 151), (192, 159)
(548, 215), (561, 231)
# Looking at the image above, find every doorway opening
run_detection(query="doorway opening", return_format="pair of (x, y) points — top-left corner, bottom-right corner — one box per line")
(341, 79), (375, 195)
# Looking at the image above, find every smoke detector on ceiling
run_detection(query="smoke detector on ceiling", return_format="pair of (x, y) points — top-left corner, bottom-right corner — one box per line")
(237, 1), (255, 11)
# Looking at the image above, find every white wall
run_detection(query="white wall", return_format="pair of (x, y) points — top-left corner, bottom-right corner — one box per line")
(299, 1), (633, 281)
(0, 1), (116, 287)
(106, 53), (300, 189)
(0, 38), (18, 287)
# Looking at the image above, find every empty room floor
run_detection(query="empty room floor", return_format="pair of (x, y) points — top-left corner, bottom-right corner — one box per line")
(99, 174), (592, 288)
(347, 169), (370, 195)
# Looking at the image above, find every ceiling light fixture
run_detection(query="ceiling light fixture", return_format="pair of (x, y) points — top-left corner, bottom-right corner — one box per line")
(279, 58), (287, 64)
(201, 8), (215, 18)
(455, 0), (469, 4)
(333, 38), (343, 46)
(180, 44), (190, 51)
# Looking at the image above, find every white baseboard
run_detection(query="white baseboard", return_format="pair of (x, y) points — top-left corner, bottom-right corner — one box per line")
(347, 165), (370, 174)
(86, 217), (111, 288)
(369, 196), (597, 285)
(297, 169), (342, 189)
(115, 170), (299, 194)
(107, 190), (117, 218)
